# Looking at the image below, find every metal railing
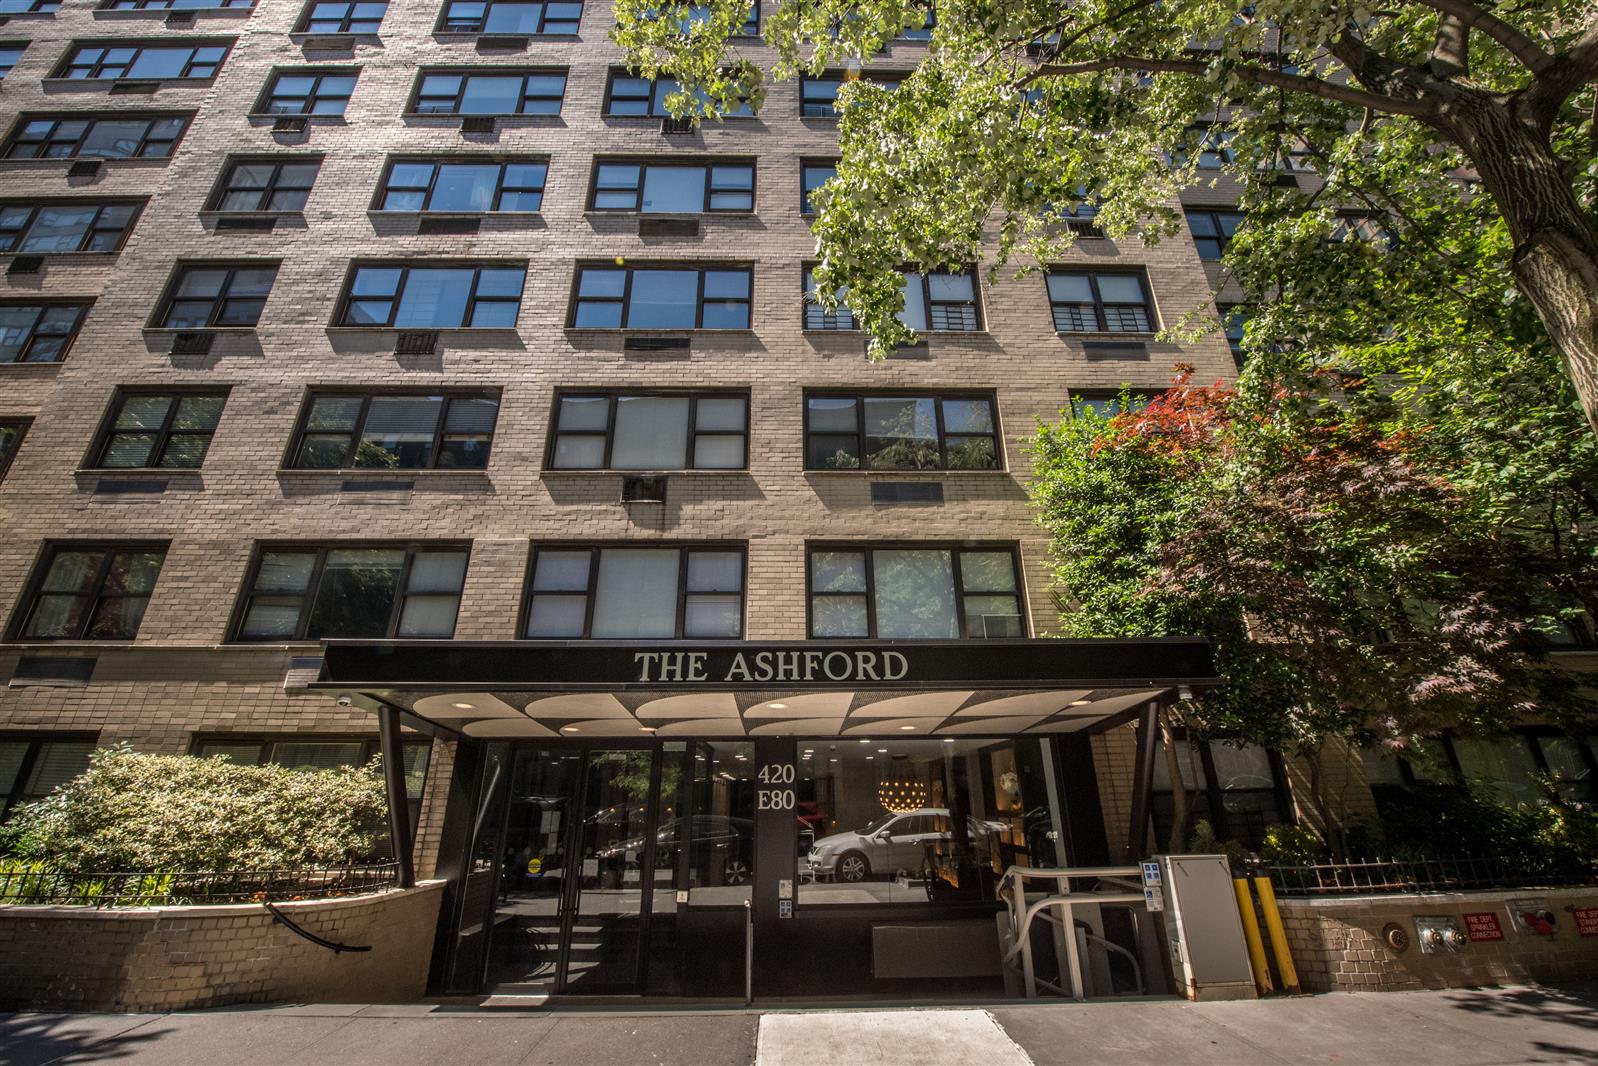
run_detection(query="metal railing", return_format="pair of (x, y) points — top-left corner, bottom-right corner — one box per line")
(998, 865), (1150, 1001)
(0, 862), (400, 908)
(1252, 856), (1592, 897)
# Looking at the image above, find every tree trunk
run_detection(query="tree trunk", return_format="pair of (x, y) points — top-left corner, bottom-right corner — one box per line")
(1158, 714), (1189, 853)
(1304, 748), (1347, 862)
(1440, 93), (1598, 435)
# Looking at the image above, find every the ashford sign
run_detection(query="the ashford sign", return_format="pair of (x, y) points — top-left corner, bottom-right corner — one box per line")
(633, 648), (910, 684)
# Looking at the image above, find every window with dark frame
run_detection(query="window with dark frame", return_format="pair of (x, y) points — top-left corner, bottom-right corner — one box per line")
(0, 201), (141, 254)
(337, 264), (525, 328)
(14, 543), (168, 640)
(804, 266), (980, 332)
(412, 69), (566, 115)
(800, 160), (836, 215)
(1331, 211), (1396, 248)
(0, 45), (25, 79)
(1046, 269), (1155, 332)
(1365, 730), (1598, 809)
(296, 0), (386, 32)
(1069, 390), (1152, 418)
(4, 114), (190, 160)
(155, 263), (278, 328)
(1217, 303), (1248, 366)
(235, 543), (470, 641)
(208, 158), (320, 212)
(100, 0), (251, 9)
(589, 159), (753, 213)
(808, 544), (1024, 639)
(258, 69), (357, 116)
(1151, 736), (1288, 851)
(91, 391), (225, 469)
(676, 2), (758, 35)
(377, 158), (546, 213)
(289, 391), (500, 470)
(1171, 126), (1234, 169)
(571, 264), (751, 329)
(0, 303), (90, 363)
(799, 72), (903, 117)
(1185, 208), (1243, 261)
(56, 42), (229, 81)
(0, 735), (99, 819)
(191, 733), (433, 829)
(0, 419), (28, 481)
(548, 392), (747, 470)
(603, 70), (752, 117)
(895, 6), (934, 37)
(438, 0), (582, 34)
(805, 393), (999, 471)
(524, 544), (746, 639)
(0, 0), (59, 13)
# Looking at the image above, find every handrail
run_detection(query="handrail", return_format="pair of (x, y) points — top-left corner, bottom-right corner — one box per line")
(999, 864), (1150, 1001)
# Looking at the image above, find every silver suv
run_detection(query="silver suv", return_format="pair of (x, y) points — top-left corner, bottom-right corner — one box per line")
(805, 807), (999, 883)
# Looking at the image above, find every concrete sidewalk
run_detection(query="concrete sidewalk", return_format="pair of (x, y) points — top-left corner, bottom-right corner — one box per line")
(2, 983), (1594, 1066)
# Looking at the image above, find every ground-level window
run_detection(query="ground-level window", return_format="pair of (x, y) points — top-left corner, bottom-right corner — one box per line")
(192, 733), (433, 830)
(524, 544), (745, 639)
(235, 543), (470, 641)
(1367, 732), (1598, 808)
(807, 544), (1024, 639)
(0, 734), (97, 818)
(1151, 737), (1287, 851)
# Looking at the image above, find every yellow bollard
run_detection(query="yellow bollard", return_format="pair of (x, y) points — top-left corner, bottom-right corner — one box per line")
(1232, 877), (1273, 995)
(1253, 876), (1301, 994)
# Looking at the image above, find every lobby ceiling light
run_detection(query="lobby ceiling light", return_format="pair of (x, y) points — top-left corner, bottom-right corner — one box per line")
(451, 702), (475, 710)
(1071, 699), (1092, 706)
(561, 725), (579, 733)
(877, 777), (927, 814)
(769, 702), (787, 710)
(899, 725), (915, 731)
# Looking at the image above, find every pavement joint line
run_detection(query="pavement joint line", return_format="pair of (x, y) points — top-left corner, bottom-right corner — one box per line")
(26, 1013), (166, 1066)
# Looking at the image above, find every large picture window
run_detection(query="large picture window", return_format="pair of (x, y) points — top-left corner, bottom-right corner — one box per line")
(549, 392), (746, 470)
(337, 264), (525, 328)
(236, 544), (469, 641)
(805, 393), (999, 471)
(589, 160), (753, 213)
(411, 69), (565, 115)
(808, 545), (1024, 639)
(437, 0), (581, 34)
(571, 264), (751, 330)
(524, 545), (744, 639)
(804, 267), (980, 332)
(100, 0), (252, 10)
(14, 544), (167, 641)
(0, 201), (140, 254)
(603, 71), (752, 117)
(1046, 270), (1155, 333)
(0, 0), (59, 12)
(154, 263), (278, 328)
(90, 390), (226, 469)
(376, 158), (545, 213)
(4, 114), (189, 160)
(0, 45), (26, 80)
(0, 735), (98, 818)
(56, 42), (228, 81)
(289, 391), (500, 470)
(0, 303), (89, 363)
(1153, 738), (1286, 851)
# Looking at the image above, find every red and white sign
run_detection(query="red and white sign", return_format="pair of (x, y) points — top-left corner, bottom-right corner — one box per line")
(1573, 907), (1598, 938)
(1463, 912), (1505, 942)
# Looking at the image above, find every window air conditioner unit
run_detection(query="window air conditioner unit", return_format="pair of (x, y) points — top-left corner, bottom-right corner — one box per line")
(623, 334), (690, 353)
(460, 115), (496, 133)
(475, 34), (528, 50)
(170, 331), (215, 355)
(164, 9), (196, 25)
(110, 80), (161, 94)
(273, 116), (308, 133)
(67, 159), (103, 178)
(215, 215), (277, 231)
(661, 115), (695, 135)
(395, 330), (438, 355)
(417, 215), (480, 235)
(621, 475), (667, 504)
(6, 255), (43, 275)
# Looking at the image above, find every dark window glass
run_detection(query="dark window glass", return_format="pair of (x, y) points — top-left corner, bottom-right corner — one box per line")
(58, 43), (228, 81)
(101, 0), (251, 9)
(1185, 208), (1244, 261)
(801, 160), (835, 214)
(0, 0), (59, 12)
(1046, 270), (1154, 332)
(290, 392), (499, 470)
(338, 264), (525, 328)
(237, 545), (468, 640)
(572, 265), (751, 329)
(800, 72), (902, 117)
(1069, 391), (1152, 418)
(0, 736), (98, 819)
(808, 545), (1023, 639)
(0, 419), (27, 481)
(589, 160), (752, 213)
(413, 69), (566, 115)
(895, 7), (934, 37)
(1218, 303), (1248, 367)
(1331, 212), (1395, 248)
(438, 0), (581, 33)
(549, 392), (746, 470)
(260, 69), (357, 115)
(603, 71), (751, 117)
(805, 393), (998, 471)
(0, 303), (89, 363)
(297, 0), (386, 32)
(92, 391), (225, 469)
(0, 45), (24, 78)
(192, 734), (432, 824)
(524, 545), (744, 639)
(18, 545), (167, 640)
(210, 158), (320, 212)
(1171, 127), (1234, 169)
(0, 201), (140, 254)
(378, 159), (545, 213)
(157, 263), (278, 327)
(804, 266), (979, 332)
(5, 114), (188, 160)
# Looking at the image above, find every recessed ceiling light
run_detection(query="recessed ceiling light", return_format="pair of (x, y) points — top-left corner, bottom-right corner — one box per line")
(769, 702), (787, 710)
(830, 758), (839, 763)
(899, 725), (916, 731)
(865, 756), (874, 761)
(639, 726), (656, 732)
(1071, 699), (1092, 706)
(876, 748), (887, 753)
(451, 702), (475, 710)
(561, 725), (579, 733)
(859, 739), (870, 744)
(943, 738), (955, 744)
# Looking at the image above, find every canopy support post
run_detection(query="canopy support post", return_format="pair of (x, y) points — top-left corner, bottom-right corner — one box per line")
(378, 702), (416, 888)
(1126, 701), (1160, 861)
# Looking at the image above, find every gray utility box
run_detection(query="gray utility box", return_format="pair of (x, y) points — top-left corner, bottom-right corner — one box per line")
(1153, 854), (1257, 1001)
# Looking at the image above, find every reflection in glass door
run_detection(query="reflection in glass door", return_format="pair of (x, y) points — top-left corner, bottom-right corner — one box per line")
(485, 748), (581, 991)
(565, 748), (659, 991)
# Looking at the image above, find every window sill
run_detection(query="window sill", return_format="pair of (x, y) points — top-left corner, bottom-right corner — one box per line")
(276, 467), (490, 479)
(0, 156), (170, 169)
(803, 468), (1010, 477)
(582, 210), (754, 220)
(430, 30), (577, 41)
(91, 6), (253, 18)
(564, 327), (755, 336)
(198, 209), (304, 220)
(3, 251), (123, 264)
(142, 325), (256, 336)
(74, 466), (201, 478)
(0, 359), (66, 370)
(325, 325), (521, 336)
(540, 468), (748, 478)
(289, 30), (380, 44)
(800, 328), (989, 337)
(247, 113), (348, 125)
(367, 210), (539, 220)
(1057, 331), (1158, 339)
(401, 111), (563, 122)
(42, 76), (216, 91)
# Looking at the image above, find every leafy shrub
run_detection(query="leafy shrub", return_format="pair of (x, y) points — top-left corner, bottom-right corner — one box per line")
(1187, 819), (1251, 870)
(0, 746), (388, 871)
(1260, 823), (1326, 865)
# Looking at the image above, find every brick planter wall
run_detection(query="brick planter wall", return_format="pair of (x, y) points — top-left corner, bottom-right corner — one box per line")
(0, 880), (444, 1012)
(1277, 887), (1598, 992)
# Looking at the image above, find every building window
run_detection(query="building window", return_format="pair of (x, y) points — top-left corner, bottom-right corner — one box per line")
(100, 0), (251, 9)
(804, 266), (980, 332)
(0, 418), (28, 481)
(1068, 390), (1152, 418)
(1185, 208), (1243, 260)
(289, 391), (500, 470)
(258, 69), (357, 116)
(604, 71), (752, 117)
(208, 158), (320, 212)
(376, 158), (545, 213)
(0, 736), (98, 818)
(1366, 732), (1598, 809)
(155, 263), (278, 328)
(236, 544), (470, 641)
(412, 69), (566, 115)
(548, 392), (747, 470)
(1217, 304), (1248, 366)
(805, 393), (999, 471)
(1152, 738), (1287, 851)
(896, 7), (934, 38)
(0, 303), (89, 363)
(1046, 270), (1155, 332)
(1172, 126), (1234, 169)
(0, 0), (58, 13)
(677, 1), (757, 34)
(56, 43), (228, 81)
(801, 160), (835, 215)
(589, 160), (753, 213)
(337, 264), (525, 328)
(799, 72), (903, 117)
(808, 545), (1024, 639)
(297, 0), (386, 32)
(1331, 212), (1395, 248)
(0, 44), (25, 79)
(4, 113), (190, 160)
(571, 264), (751, 329)
(14, 544), (167, 640)
(192, 733), (432, 827)
(91, 391), (225, 469)
(438, 0), (581, 34)
(525, 545), (745, 639)
(0, 201), (140, 254)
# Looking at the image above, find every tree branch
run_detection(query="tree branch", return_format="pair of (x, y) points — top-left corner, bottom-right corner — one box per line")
(1429, 13), (1468, 78)
(1401, 0), (1554, 74)
(1521, 21), (1598, 126)
(1032, 54), (1433, 117)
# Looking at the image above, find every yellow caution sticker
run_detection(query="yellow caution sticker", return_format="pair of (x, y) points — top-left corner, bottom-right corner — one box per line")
(527, 856), (543, 875)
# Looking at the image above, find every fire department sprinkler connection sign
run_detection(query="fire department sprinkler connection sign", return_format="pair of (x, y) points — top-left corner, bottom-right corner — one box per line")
(1463, 912), (1505, 942)
(1573, 907), (1598, 937)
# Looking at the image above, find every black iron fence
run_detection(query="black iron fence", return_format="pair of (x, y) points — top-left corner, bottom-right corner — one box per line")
(0, 862), (399, 907)
(1251, 856), (1592, 897)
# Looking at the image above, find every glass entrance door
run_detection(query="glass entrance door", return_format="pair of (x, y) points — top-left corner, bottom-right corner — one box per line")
(563, 748), (658, 991)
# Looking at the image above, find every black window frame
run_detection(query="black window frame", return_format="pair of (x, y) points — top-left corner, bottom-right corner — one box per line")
(285, 389), (502, 471)
(803, 390), (1003, 472)
(1151, 730), (1293, 851)
(0, 732), (101, 820)
(0, 301), (91, 363)
(805, 542), (1028, 640)
(587, 157), (756, 214)
(545, 390), (749, 472)
(9, 541), (170, 642)
(98, 0), (252, 10)
(2, 112), (192, 161)
(520, 542), (748, 641)
(254, 67), (359, 116)
(0, 199), (143, 255)
(152, 261), (280, 329)
(0, 43), (26, 79)
(1068, 390), (1154, 418)
(53, 40), (231, 82)
(87, 388), (228, 471)
(803, 264), (983, 333)
(1173, 125), (1235, 169)
(408, 67), (567, 116)
(435, 0), (583, 35)
(205, 155), (322, 213)
(373, 156), (547, 214)
(294, 0), (387, 33)
(1045, 268), (1157, 334)
(333, 261), (527, 329)
(0, 417), (30, 481)
(800, 158), (837, 215)
(0, 0), (59, 13)
(1185, 207), (1244, 261)
(1217, 303), (1248, 367)
(799, 70), (904, 118)
(569, 262), (753, 331)
(232, 541), (473, 643)
(601, 68), (753, 118)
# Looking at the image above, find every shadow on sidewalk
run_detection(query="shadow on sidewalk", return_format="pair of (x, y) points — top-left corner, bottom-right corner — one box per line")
(1441, 982), (1598, 1064)
(0, 1012), (160, 1066)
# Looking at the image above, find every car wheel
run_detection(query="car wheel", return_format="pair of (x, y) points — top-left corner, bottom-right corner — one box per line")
(836, 851), (869, 883)
(723, 858), (750, 886)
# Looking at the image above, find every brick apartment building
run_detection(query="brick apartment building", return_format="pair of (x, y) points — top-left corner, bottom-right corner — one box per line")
(0, 0), (1587, 1001)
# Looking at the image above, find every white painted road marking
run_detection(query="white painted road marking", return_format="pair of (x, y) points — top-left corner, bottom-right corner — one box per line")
(755, 1008), (1035, 1066)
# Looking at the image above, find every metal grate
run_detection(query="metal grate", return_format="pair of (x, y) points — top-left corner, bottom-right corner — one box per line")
(623, 335), (690, 352)
(460, 115), (495, 133)
(216, 216), (277, 231)
(1254, 857), (1593, 897)
(6, 256), (44, 276)
(10, 656), (96, 688)
(870, 481), (944, 505)
(66, 159), (103, 178)
(804, 305), (856, 331)
(0, 863), (400, 907)
(928, 304), (978, 331)
(170, 331), (214, 355)
(621, 475), (667, 503)
(1102, 307), (1151, 331)
(475, 34), (528, 50)
(638, 217), (699, 238)
(272, 116), (308, 133)
(417, 216), (480, 234)
(661, 115), (696, 135)
(1051, 306), (1095, 332)
(109, 81), (161, 95)
(394, 330), (438, 355)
